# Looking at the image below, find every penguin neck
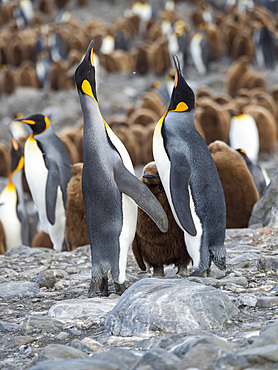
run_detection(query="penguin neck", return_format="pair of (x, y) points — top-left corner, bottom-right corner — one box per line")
(165, 110), (196, 132)
(80, 94), (107, 141)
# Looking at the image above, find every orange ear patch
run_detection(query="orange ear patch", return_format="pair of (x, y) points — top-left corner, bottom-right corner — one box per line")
(174, 69), (178, 87)
(90, 48), (94, 67)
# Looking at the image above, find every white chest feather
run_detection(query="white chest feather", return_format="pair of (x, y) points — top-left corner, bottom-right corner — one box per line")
(190, 34), (206, 75)
(229, 114), (259, 162)
(0, 184), (22, 249)
(24, 137), (65, 251)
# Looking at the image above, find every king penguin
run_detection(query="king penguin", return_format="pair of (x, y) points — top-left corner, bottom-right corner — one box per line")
(16, 114), (73, 252)
(0, 137), (25, 250)
(74, 39), (168, 296)
(153, 54), (226, 275)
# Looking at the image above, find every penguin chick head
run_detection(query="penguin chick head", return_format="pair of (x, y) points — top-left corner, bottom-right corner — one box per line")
(141, 161), (161, 186)
(74, 39), (98, 102)
(168, 54), (195, 113)
(10, 136), (24, 176)
(16, 114), (50, 135)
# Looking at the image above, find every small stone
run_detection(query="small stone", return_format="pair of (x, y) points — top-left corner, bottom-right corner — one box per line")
(178, 343), (229, 370)
(33, 270), (69, 289)
(94, 348), (142, 369)
(256, 297), (278, 308)
(0, 281), (39, 298)
(235, 293), (258, 307)
(0, 321), (21, 332)
(9, 335), (35, 347)
(56, 332), (70, 341)
(35, 344), (90, 363)
(48, 298), (118, 325)
(70, 339), (95, 355)
(134, 348), (180, 370)
(81, 337), (105, 353)
(258, 256), (278, 272)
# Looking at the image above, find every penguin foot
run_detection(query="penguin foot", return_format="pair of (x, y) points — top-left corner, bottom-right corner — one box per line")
(99, 275), (109, 297)
(88, 276), (109, 297)
(153, 266), (164, 277)
(176, 264), (188, 277)
(189, 267), (211, 277)
(114, 282), (126, 296)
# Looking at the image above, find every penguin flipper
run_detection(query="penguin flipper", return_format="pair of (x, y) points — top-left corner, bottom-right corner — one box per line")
(45, 160), (60, 225)
(132, 234), (147, 271)
(114, 165), (168, 233)
(169, 154), (197, 236)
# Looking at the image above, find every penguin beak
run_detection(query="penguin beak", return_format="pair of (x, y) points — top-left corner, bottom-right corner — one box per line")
(16, 118), (36, 126)
(84, 39), (95, 68)
(172, 54), (182, 88)
(11, 137), (19, 150)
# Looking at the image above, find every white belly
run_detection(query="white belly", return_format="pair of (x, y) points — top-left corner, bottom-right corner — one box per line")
(153, 123), (202, 268)
(190, 34), (206, 75)
(25, 138), (65, 251)
(118, 194), (138, 284)
(0, 184), (22, 250)
(229, 114), (259, 162)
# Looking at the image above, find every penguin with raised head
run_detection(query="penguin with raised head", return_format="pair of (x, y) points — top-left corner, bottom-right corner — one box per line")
(0, 137), (25, 250)
(15, 114), (72, 252)
(75, 39), (168, 296)
(153, 54), (226, 276)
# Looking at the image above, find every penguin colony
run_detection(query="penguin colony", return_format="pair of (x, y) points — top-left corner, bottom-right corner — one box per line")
(1, 0), (278, 95)
(0, 0), (278, 292)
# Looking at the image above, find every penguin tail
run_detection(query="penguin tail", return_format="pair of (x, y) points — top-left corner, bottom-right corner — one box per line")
(132, 234), (147, 271)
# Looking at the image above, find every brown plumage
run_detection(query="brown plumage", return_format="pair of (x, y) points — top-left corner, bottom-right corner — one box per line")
(128, 107), (159, 126)
(32, 231), (53, 249)
(0, 220), (7, 255)
(65, 163), (89, 251)
(209, 141), (259, 228)
(0, 141), (11, 177)
(196, 98), (231, 145)
(132, 162), (191, 277)
(243, 105), (277, 153)
(227, 56), (250, 96)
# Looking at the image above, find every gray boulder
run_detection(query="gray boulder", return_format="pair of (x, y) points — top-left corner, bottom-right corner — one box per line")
(105, 278), (238, 336)
(249, 171), (278, 227)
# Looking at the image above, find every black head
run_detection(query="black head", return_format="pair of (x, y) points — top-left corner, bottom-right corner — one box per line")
(74, 39), (98, 102)
(10, 136), (24, 175)
(168, 54), (195, 113)
(16, 114), (50, 135)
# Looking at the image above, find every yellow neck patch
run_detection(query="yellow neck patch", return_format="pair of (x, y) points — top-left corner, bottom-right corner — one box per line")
(81, 79), (97, 104)
(12, 156), (24, 175)
(7, 175), (16, 191)
(44, 116), (50, 131)
(170, 102), (188, 112)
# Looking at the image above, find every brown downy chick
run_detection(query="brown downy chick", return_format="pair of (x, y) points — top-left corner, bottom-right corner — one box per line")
(65, 163), (89, 251)
(132, 161), (191, 277)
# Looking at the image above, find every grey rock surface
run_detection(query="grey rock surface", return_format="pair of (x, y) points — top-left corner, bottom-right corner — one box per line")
(105, 278), (238, 336)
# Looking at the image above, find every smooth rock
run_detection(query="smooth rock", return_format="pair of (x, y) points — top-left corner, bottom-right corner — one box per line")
(249, 171), (278, 228)
(178, 343), (229, 370)
(167, 333), (233, 358)
(256, 297), (278, 308)
(24, 315), (64, 333)
(0, 281), (39, 298)
(81, 338), (105, 353)
(30, 359), (120, 370)
(70, 339), (95, 355)
(35, 344), (90, 363)
(94, 348), (142, 369)
(8, 335), (35, 347)
(235, 293), (258, 307)
(0, 321), (21, 332)
(105, 279), (238, 336)
(238, 344), (278, 362)
(250, 323), (278, 347)
(48, 298), (118, 325)
(33, 270), (69, 289)
(133, 348), (180, 370)
(258, 256), (278, 272)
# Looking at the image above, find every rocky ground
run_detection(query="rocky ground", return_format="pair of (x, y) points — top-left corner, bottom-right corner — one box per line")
(1, 0), (278, 369)
(0, 226), (278, 369)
